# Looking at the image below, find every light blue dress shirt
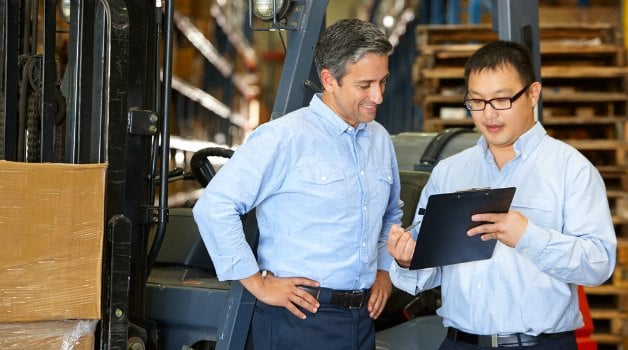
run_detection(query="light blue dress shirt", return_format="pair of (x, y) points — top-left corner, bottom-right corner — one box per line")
(390, 122), (616, 335)
(193, 94), (402, 290)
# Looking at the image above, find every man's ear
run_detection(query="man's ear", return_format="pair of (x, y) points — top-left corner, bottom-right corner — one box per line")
(529, 81), (542, 107)
(320, 69), (336, 92)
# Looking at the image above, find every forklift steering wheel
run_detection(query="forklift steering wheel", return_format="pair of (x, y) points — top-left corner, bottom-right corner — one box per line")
(190, 147), (234, 187)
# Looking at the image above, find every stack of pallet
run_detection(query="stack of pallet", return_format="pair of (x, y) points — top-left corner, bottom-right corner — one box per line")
(414, 22), (628, 350)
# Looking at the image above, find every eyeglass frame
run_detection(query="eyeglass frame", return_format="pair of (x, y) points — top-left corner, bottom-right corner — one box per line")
(463, 83), (532, 111)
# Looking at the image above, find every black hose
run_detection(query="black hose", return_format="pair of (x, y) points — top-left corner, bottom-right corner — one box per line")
(148, 3), (162, 205)
(146, 0), (174, 275)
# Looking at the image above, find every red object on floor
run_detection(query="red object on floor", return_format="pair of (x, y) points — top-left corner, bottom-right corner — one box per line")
(575, 285), (597, 350)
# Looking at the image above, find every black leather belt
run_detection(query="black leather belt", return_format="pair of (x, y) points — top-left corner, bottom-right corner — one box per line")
(447, 327), (574, 348)
(298, 286), (369, 309)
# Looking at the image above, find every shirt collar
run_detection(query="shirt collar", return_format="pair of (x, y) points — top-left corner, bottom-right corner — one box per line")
(477, 122), (547, 159)
(515, 122), (546, 159)
(310, 94), (367, 135)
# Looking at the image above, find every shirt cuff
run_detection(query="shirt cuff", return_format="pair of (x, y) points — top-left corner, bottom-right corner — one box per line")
(378, 246), (394, 272)
(389, 260), (420, 295)
(516, 220), (551, 263)
(211, 249), (259, 281)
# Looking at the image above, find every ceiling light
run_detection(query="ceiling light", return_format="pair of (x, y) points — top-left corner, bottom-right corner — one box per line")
(252, 0), (291, 22)
(383, 15), (395, 28)
(59, 0), (71, 22)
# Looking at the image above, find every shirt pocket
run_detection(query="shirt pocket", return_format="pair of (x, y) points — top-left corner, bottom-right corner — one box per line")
(298, 166), (348, 216)
(300, 166), (345, 186)
(511, 193), (556, 228)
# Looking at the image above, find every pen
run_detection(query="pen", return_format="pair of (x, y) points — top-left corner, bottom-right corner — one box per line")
(377, 221), (421, 249)
(403, 220), (421, 232)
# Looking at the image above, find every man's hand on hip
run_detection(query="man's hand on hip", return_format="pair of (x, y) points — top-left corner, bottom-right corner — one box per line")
(241, 271), (320, 320)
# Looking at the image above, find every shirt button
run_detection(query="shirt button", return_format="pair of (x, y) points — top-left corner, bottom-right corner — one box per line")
(523, 248), (529, 255)
(360, 171), (365, 176)
(362, 242), (366, 247)
(476, 282), (482, 289)
(321, 176), (327, 182)
(363, 206), (367, 211)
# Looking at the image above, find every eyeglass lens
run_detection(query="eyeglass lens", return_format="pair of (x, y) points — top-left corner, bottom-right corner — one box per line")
(464, 84), (531, 111)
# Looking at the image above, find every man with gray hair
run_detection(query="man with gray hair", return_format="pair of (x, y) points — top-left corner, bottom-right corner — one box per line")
(193, 18), (402, 349)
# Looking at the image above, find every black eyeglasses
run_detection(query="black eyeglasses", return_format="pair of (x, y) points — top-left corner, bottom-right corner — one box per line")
(463, 83), (531, 111)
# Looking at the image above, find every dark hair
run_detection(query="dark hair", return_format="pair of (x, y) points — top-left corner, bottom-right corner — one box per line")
(464, 41), (536, 87)
(314, 18), (392, 85)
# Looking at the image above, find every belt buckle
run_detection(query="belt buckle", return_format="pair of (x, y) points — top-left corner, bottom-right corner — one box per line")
(346, 290), (366, 309)
(477, 334), (499, 348)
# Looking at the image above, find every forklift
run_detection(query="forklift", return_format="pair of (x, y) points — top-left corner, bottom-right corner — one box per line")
(2, 1), (595, 349)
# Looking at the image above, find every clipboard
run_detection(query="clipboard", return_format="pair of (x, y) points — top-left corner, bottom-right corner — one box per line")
(409, 187), (516, 270)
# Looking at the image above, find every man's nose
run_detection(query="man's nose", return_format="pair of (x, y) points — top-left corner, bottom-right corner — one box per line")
(483, 102), (499, 117)
(369, 85), (384, 104)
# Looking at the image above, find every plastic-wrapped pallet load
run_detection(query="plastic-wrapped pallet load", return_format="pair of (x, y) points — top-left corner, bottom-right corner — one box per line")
(0, 320), (97, 349)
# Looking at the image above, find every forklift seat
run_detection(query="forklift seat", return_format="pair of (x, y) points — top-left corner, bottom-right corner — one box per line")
(155, 208), (216, 274)
(154, 207), (259, 276)
(399, 170), (431, 228)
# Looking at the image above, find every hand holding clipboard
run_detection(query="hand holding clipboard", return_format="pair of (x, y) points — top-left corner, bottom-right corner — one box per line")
(406, 187), (516, 270)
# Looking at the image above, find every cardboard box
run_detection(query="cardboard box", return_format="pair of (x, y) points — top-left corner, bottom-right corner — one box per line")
(0, 161), (106, 322)
(0, 319), (96, 349)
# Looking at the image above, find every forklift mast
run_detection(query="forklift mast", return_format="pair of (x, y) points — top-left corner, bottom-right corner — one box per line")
(1, 0), (167, 349)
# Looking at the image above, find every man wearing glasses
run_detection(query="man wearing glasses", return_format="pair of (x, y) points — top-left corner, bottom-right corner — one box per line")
(387, 41), (616, 349)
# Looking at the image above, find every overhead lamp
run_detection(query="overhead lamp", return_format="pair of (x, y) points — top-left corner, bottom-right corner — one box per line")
(251, 0), (291, 22)
(382, 15), (395, 29)
(59, 0), (71, 23)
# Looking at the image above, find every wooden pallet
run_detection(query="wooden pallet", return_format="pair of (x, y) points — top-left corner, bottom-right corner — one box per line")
(613, 263), (628, 288)
(599, 171), (628, 200)
(418, 43), (625, 68)
(563, 139), (627, 167)
(594, 334), (628, 350)
(584, 284), (628, 349)
(615, 239), (628, 266)
(614, 199), (628, 237)
(422, 66), (628, 80)
(414, 21), (628, 133)
(416, 23), (619, 47)
(588, 309), (628, 345)
(585, 285), (628, 310)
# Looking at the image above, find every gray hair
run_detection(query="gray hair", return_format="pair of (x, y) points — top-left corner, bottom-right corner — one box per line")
(314, 18), (392, 85)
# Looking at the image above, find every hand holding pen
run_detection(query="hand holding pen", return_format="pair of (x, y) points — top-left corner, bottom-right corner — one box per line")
(378, 220), (421, 249)
(384, 223), (418, 268)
